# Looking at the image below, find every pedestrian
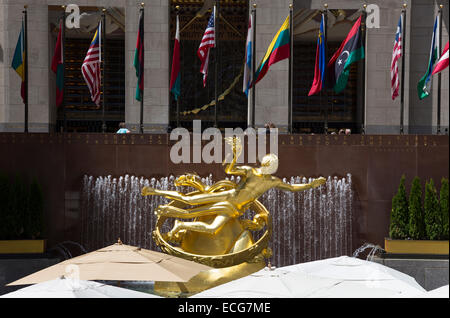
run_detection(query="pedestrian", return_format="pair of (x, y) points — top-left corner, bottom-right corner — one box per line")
(116, 122), (130, 134)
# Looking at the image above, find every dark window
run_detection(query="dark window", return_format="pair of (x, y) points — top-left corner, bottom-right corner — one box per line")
(56, 37), (125, 133)
(169, 0), (248, 131)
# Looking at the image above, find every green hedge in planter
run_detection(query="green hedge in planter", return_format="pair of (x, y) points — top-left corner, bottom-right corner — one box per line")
(440, 178), (449, 240)
(424, 179), (441, 240)
(389, 175), (409, 239)
(408, 177), (426, 240)
(0, 172), (44, 240)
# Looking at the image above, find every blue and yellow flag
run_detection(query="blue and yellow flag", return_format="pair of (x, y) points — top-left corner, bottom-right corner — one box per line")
(11, 21), (25, 102)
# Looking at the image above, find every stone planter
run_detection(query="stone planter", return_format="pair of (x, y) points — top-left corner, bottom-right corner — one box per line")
(0, 240), (46, 254)
(384, 238), (449, 255)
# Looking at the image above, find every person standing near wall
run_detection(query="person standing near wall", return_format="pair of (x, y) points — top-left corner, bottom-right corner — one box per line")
(116, 122), (130, 134)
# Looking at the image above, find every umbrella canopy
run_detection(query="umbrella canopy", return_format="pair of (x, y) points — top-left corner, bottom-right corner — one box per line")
(281, 256), (426, 296)
(405, 285), (449, 298)
(7, 241), (212, 286)
(1, 277), (160, 298)
(191, 268), (342, 298)
(192, 256), (426, 298)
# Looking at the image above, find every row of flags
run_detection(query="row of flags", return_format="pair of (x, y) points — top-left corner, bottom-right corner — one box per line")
(10, 8), (449, 113)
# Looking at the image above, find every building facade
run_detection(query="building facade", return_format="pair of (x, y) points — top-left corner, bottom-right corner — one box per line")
(0, 0), (448, 134)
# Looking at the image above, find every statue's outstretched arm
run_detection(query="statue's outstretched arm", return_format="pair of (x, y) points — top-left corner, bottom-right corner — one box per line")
(276, 177), (326, 192)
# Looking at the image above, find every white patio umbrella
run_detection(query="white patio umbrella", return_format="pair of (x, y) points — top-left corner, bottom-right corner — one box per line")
(1, 277), (161, 298)
(192, 256), (426, 298)
(281, 256), (426, 297)
(406, 285), (449, 298)
(191, 268), (342, 298)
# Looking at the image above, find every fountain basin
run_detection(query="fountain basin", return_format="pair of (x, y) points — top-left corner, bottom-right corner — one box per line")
(384, 238), (449, 256)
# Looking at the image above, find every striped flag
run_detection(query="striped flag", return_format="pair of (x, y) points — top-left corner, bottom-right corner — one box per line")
(432, 41), (449, 75)
(170, 14), (181, 100)
(391, 14), (403, 100)
(327, 16), (364, 93)
(254, 15), (290, 86)
(417, 15), (439, 100)
(134, 9), (144, 101)
(243, 13), (253, 96)
(11, 21), (25, 103)
(198, 7), (215, 87)
(81, 21), (102, 107)
(308, 13), (327, 96)
(51, 20), (64, 107)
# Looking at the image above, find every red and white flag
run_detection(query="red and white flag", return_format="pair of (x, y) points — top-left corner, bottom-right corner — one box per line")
(391, 14), (402, 100)
(82, 21), (102, 106)
(197, 7), (215, 87)
(432, 41), (449, 75)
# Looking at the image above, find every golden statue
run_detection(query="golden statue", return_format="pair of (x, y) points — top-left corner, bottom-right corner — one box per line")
(142, 137), (326, 296)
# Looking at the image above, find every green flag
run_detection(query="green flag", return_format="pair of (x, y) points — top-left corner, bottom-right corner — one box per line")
(417, 15), (439, 100)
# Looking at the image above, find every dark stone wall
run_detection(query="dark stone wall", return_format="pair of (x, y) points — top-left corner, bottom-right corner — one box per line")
(0, 133), (448, 255)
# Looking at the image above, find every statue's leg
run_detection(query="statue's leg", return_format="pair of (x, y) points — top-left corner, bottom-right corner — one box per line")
(157, 201), (239, 219)
(167, 202), (239, 237)
(151, 189), (233, 206)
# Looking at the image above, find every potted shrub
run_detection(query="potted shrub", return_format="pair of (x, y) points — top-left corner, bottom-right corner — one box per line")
(440, 178), (449, 240)
(385, 176), (449, 255)
(0, 173), (46, 254)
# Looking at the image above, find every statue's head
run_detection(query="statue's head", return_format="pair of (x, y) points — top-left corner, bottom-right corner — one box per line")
(258, 153), (278, 175)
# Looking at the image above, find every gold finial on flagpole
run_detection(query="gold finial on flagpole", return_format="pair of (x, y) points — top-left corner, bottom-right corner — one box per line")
(61, 5), (66, 10)
(175, 5), (180, 11)
(439, 4), (444, 9)
(289, 3), (293, 9)
(363, 3), (367, 9)
(141, 2), (145, 8)
(253, 3), (257, 9)
(324, 3), (328, 9)
(402, 3), (407, 9)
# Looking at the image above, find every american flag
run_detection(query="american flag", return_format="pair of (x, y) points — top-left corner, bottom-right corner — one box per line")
(197, 7), (215, 87)
(391, 14), (402, 100)
(82, 21), (102, 106)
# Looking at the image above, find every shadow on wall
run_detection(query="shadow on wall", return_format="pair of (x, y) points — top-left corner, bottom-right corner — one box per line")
(0, 44), (3, 62)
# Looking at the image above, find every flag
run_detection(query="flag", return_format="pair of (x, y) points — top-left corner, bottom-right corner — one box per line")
(134, 9), (144, 101)
(254, 15), (290, 86)
(243, 13), (253, 96)
(170, 14), (181, 100)
(308, 13), (326, 96)
(328, 16), (364, 93)
(198, 7), (215, 87)
(391, 14), (403, 100)
(417, 15), (439, 100)
(51, 20), (64, 107)
(11, 21), (25, 103)
(81, 21), (101, 107)
(432, 41), (448, 75)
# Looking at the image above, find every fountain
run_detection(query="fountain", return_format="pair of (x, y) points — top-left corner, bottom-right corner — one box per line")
(80, 174), (353, 267)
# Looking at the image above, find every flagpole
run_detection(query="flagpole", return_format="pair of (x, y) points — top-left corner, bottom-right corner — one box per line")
(323, 4), (328, 134)
(400, 3), (407, 135)
(214, 1), (219, 128)
(437, 4), (443, 135)
(288, 3), (293, 134)
(250, 3), (256, 128)
(101, 8), (106, 133)
(61, 6), (67, 133)
(361, 4), (367, 135)
(23, 5), (28, 133)
(139, 3), (145, 134)
(176, 5), (180, 128)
